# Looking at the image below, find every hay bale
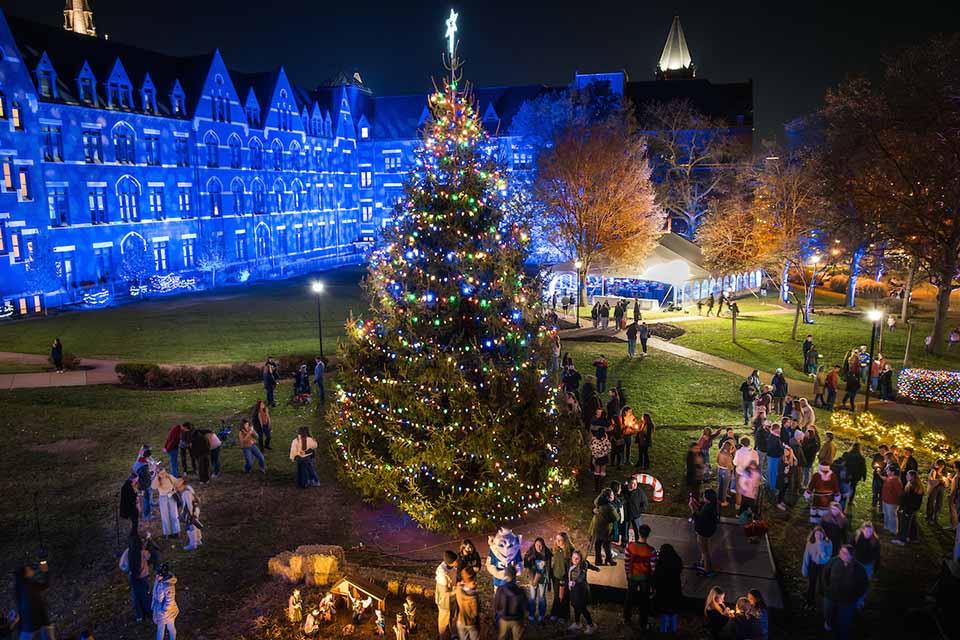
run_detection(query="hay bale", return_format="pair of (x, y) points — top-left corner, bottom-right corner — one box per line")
(267, 551), (302, 583)
(294, 544), (345, 586)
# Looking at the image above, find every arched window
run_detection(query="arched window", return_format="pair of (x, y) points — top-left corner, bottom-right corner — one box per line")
(207, 179), (222, 217)
(249, 138), (264, 170)
(112, 123), (136, 164)
(289, 141), (301, 171)
(231, 179), (245, 215)
(116, 177), (140, 221)
(204, 131), (219, 168)
(251, 180), (265, 214)
(228, 135), (242, 169)
(255, 225), (270, 259)
(272, 179), (285, 213)
(291, 179), (305, 210)
(271, 139), (283, 171)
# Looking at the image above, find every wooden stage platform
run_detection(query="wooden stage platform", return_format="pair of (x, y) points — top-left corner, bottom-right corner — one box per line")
(591, 513), (783, 608)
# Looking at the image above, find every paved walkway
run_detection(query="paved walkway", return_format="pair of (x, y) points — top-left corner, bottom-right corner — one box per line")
(0, 351), (119, 389)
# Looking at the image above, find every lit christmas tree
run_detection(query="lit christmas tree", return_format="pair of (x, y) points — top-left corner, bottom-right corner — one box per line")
(330, 14), (580, 531)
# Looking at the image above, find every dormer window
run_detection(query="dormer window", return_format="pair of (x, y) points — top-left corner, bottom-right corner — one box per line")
(108, 82), (132, 108)
(360, 126), (369, 139)
(142, 88), (156, 114)
(246, 106), (260, 129)
(78, 76), (95, 104)
(172, 93), (184, 115)
(37, 70), (55, 98)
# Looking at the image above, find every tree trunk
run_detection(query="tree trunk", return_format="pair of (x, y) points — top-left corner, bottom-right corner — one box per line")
(803, 280), (816, 324)
(732, 313), (738, 343)
(579, 271), (587, 307)
(900, 255), (917, 323)
(847, 245), (865, 308)
(931, 267), (956, 355)
(791, 296), (802, 340)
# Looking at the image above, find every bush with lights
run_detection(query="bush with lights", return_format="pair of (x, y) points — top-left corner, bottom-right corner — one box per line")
(328, 73), (582, 531)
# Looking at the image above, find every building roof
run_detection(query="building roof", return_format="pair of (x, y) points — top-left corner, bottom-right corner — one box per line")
(551, 233), (710, 284)
(329, 575), (387, 609)
(659, 16), (692, 73)
(627, 78), (753, 127)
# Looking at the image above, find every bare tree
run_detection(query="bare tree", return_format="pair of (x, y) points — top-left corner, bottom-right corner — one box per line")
(643, 99), (746, 235)
(822, 35), (960, 352)
(196, 234), (227, 288)
(535, 120), (664, 304)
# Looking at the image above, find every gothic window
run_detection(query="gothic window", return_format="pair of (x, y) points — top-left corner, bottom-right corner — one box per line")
(249, 138), (264, 170)
(271, 139), (283, 171)
(255, 226), (270, 259)
(272, 179), (285, 213)
(231, 179), (245, 215)
(251, 180), (265, 214)
(289, 141), (301, 171)
(112, 123), (136, 164)
(207, 179), (222, 217)
(117, 177), (140, 221)
(204, 131), (219, 168)
(228, 135), (242, 169)
(291, 180), (305, 210)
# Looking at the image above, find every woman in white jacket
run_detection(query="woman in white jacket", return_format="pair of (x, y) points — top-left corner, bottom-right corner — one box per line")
(152, 564), (179, 640)
(176, 480), (202, 551)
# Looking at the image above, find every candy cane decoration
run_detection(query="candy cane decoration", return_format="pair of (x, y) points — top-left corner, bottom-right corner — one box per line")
(634, 473), (664, 502)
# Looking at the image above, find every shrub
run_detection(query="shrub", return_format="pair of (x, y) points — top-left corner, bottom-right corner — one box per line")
(827, 275), (890, 299)
(115, 362), (161, 386)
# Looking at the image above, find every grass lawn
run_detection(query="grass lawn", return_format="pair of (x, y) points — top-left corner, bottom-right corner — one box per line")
(0, 267), (366, 364)
(0, 341), (950, 638)
(672, 309), (960, 380)
(0, 358), (48, 373)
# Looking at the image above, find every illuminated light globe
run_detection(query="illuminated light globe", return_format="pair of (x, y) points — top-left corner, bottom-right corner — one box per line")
(328, 65), (582, 531)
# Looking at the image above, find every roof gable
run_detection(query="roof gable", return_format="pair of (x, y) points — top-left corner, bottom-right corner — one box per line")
(264, 67), (303, 133)
(193, 49), (242, 121)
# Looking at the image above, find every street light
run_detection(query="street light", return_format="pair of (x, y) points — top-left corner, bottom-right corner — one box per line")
(574, 260), (583, 328)
(311, 280), (325, 357)
(864, 308), (883, 410)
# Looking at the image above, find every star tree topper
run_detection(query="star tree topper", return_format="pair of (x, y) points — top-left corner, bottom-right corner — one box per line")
(445, 8), (458, 58)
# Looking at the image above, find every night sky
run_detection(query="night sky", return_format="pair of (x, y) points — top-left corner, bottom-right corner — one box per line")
(3, 0), (955, 139)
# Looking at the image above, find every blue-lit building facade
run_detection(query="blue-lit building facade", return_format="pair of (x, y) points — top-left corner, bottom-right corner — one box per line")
(0, 7), (751, 316)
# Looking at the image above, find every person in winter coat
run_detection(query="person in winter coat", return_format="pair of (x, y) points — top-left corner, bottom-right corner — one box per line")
(175, 480), (202, 551)
(704, 587), (732, 639)
(190, 427), (212, 483)
(740, 377), (758, 426)
(262, 357), (279, 407)
(926, 459), (948, 525)
(818, 432), (837, 466)
(50, 338), (64, 373)
(801, 429), (820, 487)
(162, 424), (183, 478)
(14, 561), (54, 640)
(152, 467), (181, 538)
(178, 423), (195, 477)
(549, 533), (574, 623)
(802, 526), (832, 606)
(624, 475), (648, 542)
(853, 522), (881, 579)
(686, 443), (706, 504)
(579, 383), (599, 431)
(237, 419), (266, 474)
(765, 425), (784, 496)
(820, 502), (849, 552)
(635, 413), (654, 470)
(892, 470), (924, 545)
(567, 552), (599, 633)
(456, 539), (482, 578)
(819, 545), (868, 638)
(289, 427), (320, 488)
(119, 532), (152, 622)
(588, 410), (612, 493)
(880, 465), (904, 534)
(152, 565), (179, 640)
(592, 355), (609, 394)
(120, 473), (140, 533)
(251, 400), (272, 451)
(589, 488), (618, 566)
(840, 444), (868, 516)
(653, 543), (682, 634)
(842, 373), (860, 412)
(132, 447), (155, 520)
(776, 445), (803, 511)
(455, 567), (481, 640)
(878, 364), (895, 400)
(623, 524), (657, 629)
(694, 489), (720, 576)
(494, 565), (527, 640)
(716, 440), (735, 507)
(522, 538), (552, 624)
(770, 369), (788, 415)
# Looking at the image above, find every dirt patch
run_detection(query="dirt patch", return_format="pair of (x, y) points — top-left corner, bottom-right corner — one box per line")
(28, 438), (98, 455)
(650, 323), (684, 340)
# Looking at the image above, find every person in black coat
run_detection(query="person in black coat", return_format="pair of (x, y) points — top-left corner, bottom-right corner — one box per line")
(694, 489), (720, 576)
(840, 444), (868, 515)
(50, 338), (64, 373)
(120, 473), (140, 533)
(653, 544), (683, 633)
(14, 561), (53, 639)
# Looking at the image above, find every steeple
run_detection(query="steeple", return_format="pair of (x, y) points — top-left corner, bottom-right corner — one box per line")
(656, 16), (694, 80)
(63, 0), (96, 37)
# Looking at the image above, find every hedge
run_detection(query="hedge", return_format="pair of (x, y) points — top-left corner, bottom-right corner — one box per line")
(827, 275), (890, 299)
(115, 354), (337, 390)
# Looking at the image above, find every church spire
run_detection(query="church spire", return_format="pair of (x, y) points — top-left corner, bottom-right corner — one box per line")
(656, 16), (694, 80)
(63, 0), (96, 37)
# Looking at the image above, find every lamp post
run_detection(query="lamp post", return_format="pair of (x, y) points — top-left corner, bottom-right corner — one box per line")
(574, 260), (583, 328)
(311, 280), (325, 357)
(864, 308), (883, 410)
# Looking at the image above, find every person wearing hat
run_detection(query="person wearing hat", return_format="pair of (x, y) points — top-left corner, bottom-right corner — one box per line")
(151, 564), (179, 640)
(806, 463), (841, 525)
